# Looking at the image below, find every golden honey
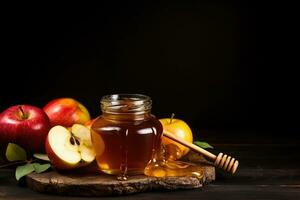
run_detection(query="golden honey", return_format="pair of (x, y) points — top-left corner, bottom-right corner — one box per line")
(144, 143), (204, 178)
(91, 94), (162, 179)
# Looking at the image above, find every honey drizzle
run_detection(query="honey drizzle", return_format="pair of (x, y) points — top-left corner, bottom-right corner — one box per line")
(117, 129), (129, 181)
(144, 144), (204, 179)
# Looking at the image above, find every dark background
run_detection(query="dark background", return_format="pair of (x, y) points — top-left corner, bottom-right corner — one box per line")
(1, 1), (298, 133)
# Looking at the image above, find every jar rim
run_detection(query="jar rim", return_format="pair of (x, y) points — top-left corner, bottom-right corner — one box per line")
(101, 94), (150, 102)
(100, 94), (152, 114)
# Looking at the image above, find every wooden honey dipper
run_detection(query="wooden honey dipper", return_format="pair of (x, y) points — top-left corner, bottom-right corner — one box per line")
(163, 131), (239, 174)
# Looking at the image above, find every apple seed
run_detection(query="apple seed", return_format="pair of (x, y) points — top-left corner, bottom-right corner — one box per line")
(70, 137), (76, 145)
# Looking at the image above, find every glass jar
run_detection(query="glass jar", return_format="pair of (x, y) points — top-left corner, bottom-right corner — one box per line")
(91, 94), (163, 178)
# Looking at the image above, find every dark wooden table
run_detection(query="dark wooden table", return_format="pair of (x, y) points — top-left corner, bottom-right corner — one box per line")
(1, 130), (300, 199)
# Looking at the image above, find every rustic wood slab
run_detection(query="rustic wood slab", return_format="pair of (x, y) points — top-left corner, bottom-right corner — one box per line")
(25, 154), (215, 196)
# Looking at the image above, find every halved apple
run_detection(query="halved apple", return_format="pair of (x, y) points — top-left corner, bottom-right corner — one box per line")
(45, 124), (96, 170)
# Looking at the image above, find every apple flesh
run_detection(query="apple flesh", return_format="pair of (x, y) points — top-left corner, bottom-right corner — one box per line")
(43, 98), (91, 127)
(0, 105), (51, 152)
(45, 124), (96, 170)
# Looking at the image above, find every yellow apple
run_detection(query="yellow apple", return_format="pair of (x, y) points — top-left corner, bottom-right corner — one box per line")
(160, 118), (193, 160)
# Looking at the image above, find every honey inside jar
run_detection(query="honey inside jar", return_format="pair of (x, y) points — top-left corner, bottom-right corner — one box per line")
(91, 94), (162, 180)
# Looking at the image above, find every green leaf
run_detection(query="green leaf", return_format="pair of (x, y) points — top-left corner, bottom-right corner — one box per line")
(6, 143), (27, 161)
(15, 163), (35, 181)
(33, 153), (50, 162)
(32, 163), (51, 173)
(194, 141), (214, 149)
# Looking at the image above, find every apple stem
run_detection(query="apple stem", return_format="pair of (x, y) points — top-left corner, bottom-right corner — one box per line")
(0, 160), (27, 169)
(28, 158), (38, 163)
(170, 113), (175, 124)
(18, 106), (28, 120)
(0, 158), (39, 169)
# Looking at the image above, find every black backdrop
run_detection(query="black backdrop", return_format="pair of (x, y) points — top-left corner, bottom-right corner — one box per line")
(1, 1), (298, 133)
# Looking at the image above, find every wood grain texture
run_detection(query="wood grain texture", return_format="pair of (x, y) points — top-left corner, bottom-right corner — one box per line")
(26, 164), (215, 196)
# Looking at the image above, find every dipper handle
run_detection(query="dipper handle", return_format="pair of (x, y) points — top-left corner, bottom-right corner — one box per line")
(163, 131), (239, 174)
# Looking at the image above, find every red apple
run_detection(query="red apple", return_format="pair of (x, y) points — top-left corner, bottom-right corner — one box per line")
(0, 105), (51, 152)
(43, 98), (91, 127)
(45, 124), (96, 170)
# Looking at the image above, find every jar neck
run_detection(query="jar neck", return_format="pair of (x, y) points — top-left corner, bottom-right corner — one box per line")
(102, 112), (152, 121)
(100, 94), (152, 121)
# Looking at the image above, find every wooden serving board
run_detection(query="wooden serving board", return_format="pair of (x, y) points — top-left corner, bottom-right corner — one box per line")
(26, 153), (215, 196)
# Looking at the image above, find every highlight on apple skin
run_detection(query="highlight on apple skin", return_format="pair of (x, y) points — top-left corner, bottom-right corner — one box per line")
(43, 98), (91, 127)
(45, 124), (96, 170)
(0, 105), (51, 153)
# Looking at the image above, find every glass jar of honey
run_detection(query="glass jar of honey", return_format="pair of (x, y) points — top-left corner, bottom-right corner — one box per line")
(91, 94), (162, 179)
